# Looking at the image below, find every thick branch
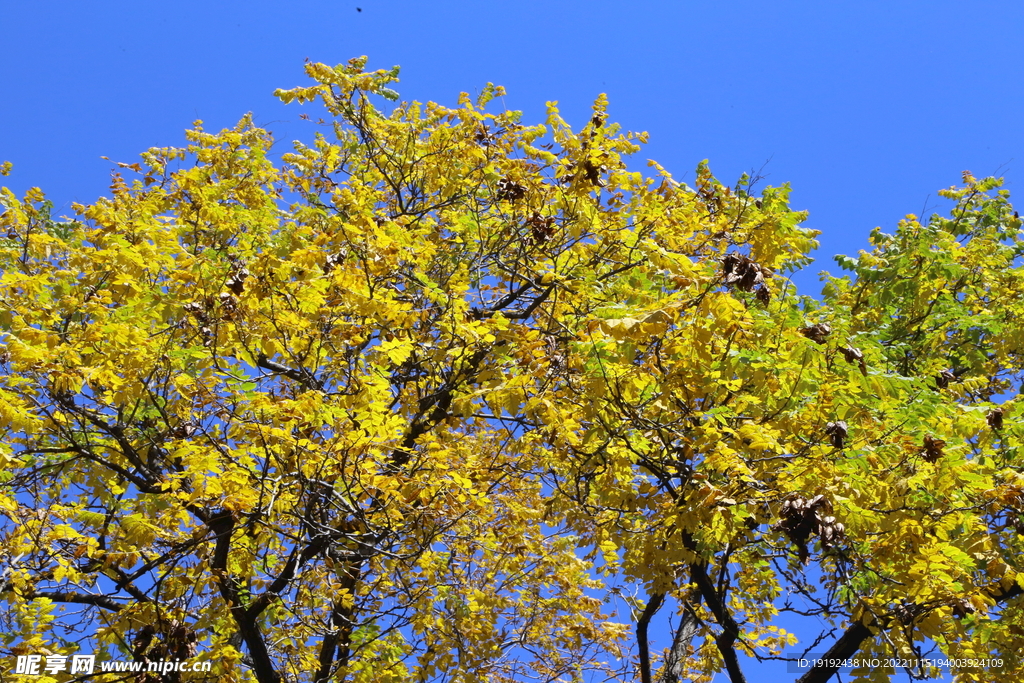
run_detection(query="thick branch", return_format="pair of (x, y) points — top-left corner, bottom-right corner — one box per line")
(480, 279), (535, 315)
(688, 559), (747, 683)
(257, 352), (321, 391)
(638, 592), (665, 683)
(44, 405), (162, 493)
(797, 581), (1024, 683)
(795, 621), (873, 683)
(390, 345), (493, 467)
(246, 535), (332, 620)
(659, 596), (701, 683)
(208, 510), (281, 683)
(314, 557), (364, 683)
(503, 283), (557, 319)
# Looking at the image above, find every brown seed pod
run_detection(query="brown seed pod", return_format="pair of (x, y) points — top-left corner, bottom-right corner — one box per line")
(825, 421), (848, 449)
(801, 323), (832, 344)
(922, 435), (946, 463)
(721, 252), (773, 295)
(496, 177), (527, 203)
(839, 345), (868, 376)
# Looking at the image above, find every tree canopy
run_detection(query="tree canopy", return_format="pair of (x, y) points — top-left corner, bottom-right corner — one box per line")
(1, 56), (1022, 683)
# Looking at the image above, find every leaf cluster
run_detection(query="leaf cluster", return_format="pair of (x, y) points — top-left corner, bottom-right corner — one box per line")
(0, 59), (1021, 683)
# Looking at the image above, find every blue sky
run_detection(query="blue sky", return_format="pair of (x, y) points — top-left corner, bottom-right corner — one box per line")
(4, 1), (1023, 299)
(3, 1), (1020, 680)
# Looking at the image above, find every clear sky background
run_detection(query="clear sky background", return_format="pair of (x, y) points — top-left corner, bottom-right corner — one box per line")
(2, 1), (1021, 680)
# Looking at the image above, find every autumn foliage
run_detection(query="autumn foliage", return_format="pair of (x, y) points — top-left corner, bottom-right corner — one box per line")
(1, 57), (1023, 683)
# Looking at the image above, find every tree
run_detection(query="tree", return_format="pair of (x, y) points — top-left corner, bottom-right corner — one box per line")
(0, 56), (1021, 683)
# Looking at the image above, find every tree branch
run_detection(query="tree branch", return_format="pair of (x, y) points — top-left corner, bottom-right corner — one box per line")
(208, 509), (281, 683)
(797, 581), (1024, 683)
(690, 561), (748, 683)
(0, 585), (124, 612)
(314, 557), (364, 683)
(256, 352), (321, 391)
(659, 596), (701, 683)
(638, 592), (665, 683)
